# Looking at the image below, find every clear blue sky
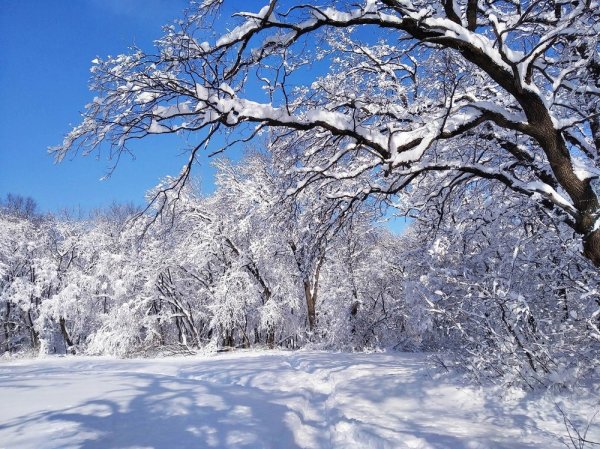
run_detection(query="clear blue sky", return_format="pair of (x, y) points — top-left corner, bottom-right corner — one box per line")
(0, 0), (233, 213)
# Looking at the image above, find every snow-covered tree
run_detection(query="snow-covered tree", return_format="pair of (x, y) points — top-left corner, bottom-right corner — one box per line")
(53, 0), (600, 267)
(149, 151), (387, 348)
(397, 172), (600, 385)
(0, 212), (44, 352)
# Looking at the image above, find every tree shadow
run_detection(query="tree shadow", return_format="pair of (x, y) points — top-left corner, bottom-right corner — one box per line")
(3, 370), (322, 449)
(0, 352), (579, 448)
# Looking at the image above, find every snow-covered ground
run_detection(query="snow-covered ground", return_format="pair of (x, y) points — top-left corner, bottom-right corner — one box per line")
(0, 351), (598, 449)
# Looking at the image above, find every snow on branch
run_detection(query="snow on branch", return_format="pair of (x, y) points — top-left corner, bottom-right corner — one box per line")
(52, 0), (600, 264)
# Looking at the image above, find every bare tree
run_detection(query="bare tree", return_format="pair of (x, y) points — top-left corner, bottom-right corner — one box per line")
(1, 193), (39, 220)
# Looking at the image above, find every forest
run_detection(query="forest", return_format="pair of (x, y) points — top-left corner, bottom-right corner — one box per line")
(1, 0), (600, 391)
(2, 144), (599, 390)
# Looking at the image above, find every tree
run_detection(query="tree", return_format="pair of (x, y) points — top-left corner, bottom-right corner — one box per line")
(209, 150), (368, 338)
(395, 169), (600, 385)
(148, 151), (373, 346)
(53, 0), (600, 266)
(0, 193), (39, 220)
(0, 212), (43, 352)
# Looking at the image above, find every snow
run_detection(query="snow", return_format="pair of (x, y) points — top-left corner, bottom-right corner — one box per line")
(526, 181), (576, 213)
(209, 95), (389, 151)
(148, 119), (170, 134)
(320, 7), (362, 23)
(425, 17), (513, 73)
(195, 83), (209, 101)
(152, 102), (192, 119)
(571, 156), (600, 181)
(216, 5), (272, 47)
(135, 92), (160, 104)
(466, 101), (527, 125)
(1, 351), (598, 449)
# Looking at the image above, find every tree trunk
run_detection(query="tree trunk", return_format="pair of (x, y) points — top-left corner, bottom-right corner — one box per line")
(265, 324), (275, 348)
(432, 25), (600, 267)
(533, 115), (600, 266)
(27, 310), (39, 350)
(223, 328), (234, 348)
(3, 302), (11, 353)
(304, 281), (316, 331)
(583, 230), (600, 267)
(59, 316), (75, 354)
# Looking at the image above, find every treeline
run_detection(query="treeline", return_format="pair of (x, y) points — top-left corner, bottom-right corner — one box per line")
(0, 154), (416, 356)
(1, 153), (599, 387)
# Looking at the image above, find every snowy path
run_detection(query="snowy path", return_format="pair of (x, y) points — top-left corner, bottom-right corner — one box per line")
(0, 351), (597, 448)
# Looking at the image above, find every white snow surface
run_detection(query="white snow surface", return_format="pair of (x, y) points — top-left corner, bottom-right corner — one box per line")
(0, 351), (598, 449)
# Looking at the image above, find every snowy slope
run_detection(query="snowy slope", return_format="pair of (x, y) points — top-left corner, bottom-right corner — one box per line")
(0, 351), (598, 449)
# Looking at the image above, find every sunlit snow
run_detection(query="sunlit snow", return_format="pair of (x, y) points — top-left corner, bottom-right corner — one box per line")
(1, 351), (597, 449)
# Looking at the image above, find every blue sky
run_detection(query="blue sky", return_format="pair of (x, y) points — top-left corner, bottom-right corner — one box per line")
(0, 0), (217, 213)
